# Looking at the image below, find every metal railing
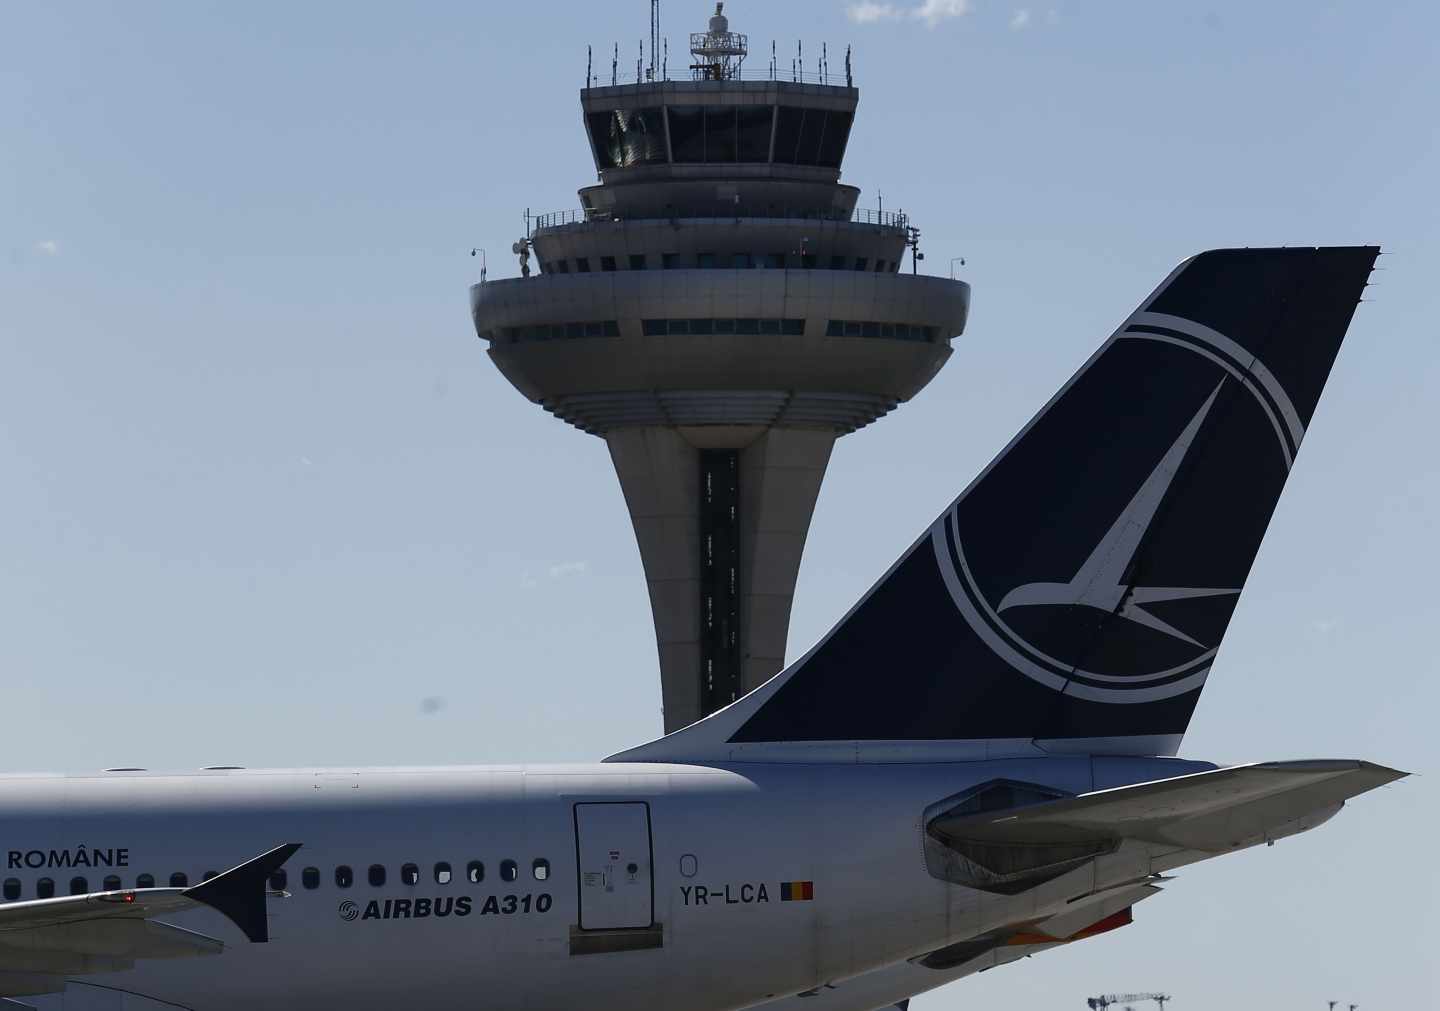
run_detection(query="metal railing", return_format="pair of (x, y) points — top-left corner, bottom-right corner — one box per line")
(530, 205), (910, 233)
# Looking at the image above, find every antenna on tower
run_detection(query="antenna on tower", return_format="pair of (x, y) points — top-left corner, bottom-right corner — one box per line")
(689, 3), (747, 81)
(612, 43), (618, 86)
(649, 0), (661, 81)
(845, 44), (853, 87)
(587, 45), (593, 88)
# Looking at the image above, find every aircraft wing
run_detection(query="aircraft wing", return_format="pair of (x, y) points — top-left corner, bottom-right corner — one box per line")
(931, 760), (1405, 852)
(0, 842), (300, 999)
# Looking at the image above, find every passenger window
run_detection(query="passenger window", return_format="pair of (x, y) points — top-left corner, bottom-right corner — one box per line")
(368, 865), (386, 888)
(532, 859), (551, 881)
(629, 254), (647, 270)
(37, 878), (54, 899)
(2, 879), (19, 901)
(302, 867), (320, 890)
(268, 870), (288, 891)
(829, 256), (847, 270)
(102, 875), (122, 891)
(731, 253), (753, 269)
(575, 257), (591, 273)
(69, 876), (89, 895)
(766, 253), (786, 269)
(136, 873), (155, 889)
(874, 260), (887, 273)
(202, 871), (218, 882)
(854, 258), (868, 271)
(697, 253), (717, 269)
(500, 860), (518, 883)
(434, 862), (452, 885)
(801, 254), (817, 269)
(662, 253), (679, 269)
(600, 256), (617, 272)
(170, 872), (188, 888)
(335, 866), (354, 889)
(466, 861), (484, 884)
(401, 864), (420, 886)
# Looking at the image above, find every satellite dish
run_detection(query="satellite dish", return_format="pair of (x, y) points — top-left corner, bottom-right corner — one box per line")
(512, 241), (525, 255)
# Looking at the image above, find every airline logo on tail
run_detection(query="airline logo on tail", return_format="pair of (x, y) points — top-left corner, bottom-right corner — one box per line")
(934, 312), (1304, 705)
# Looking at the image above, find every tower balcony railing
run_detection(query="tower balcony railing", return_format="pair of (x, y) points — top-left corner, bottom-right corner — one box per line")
(531, 205), (910, 233)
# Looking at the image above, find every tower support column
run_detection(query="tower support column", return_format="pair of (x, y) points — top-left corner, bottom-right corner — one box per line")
(608, 426), (836, 734)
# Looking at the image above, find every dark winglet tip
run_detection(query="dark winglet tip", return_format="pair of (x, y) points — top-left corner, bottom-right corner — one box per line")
(184, 842), (304, 943)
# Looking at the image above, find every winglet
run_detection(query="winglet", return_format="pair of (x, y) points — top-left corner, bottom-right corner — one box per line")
(183, 842), (302, 943)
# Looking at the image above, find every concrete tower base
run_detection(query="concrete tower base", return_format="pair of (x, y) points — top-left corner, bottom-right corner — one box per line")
(608, 427), (834, 733)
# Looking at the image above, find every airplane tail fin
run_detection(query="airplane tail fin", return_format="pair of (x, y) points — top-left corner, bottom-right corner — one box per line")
(612, 247), (1379, 763)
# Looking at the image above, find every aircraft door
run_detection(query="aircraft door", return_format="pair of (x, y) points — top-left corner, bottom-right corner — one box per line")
(574, 802), (653, 930)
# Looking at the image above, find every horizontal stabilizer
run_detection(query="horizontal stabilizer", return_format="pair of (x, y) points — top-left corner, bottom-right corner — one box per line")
(932, 761), (1405, 853)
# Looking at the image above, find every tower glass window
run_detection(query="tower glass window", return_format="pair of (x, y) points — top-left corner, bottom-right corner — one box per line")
(588, 108), (667, 168)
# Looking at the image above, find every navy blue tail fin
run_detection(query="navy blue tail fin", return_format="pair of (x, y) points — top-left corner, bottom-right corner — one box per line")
(614, 247), (1378, 762)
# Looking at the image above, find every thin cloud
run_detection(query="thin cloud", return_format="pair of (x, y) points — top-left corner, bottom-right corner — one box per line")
(35, 240), (60, 256)
(1010, 8), (1032, 30)
(914, 0), (972, 26)
(847, 2), (904, 22)
(846, 0), (971, 27)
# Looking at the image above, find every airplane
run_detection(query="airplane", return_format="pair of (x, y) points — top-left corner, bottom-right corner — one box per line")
(0, 246), (1401, 1011)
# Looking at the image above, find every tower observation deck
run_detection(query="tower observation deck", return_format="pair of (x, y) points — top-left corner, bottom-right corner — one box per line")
(472, 3), (971, 734)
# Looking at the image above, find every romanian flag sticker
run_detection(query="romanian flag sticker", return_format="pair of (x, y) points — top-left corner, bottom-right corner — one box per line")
(780, 881), (814, 902)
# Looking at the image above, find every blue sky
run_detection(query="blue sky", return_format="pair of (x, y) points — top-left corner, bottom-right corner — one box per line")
(3, 1), (1436, 1007)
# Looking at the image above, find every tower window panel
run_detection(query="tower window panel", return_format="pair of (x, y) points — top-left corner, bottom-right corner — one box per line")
(816, 111), (855, 168)
(826, 320), (844, 337)
(862, 321), (881, 337)
(586, 111), (617, 167)
(668, 320), (690, 335)
(566, 322), (585, 339)
(925, 327), (940, 341)
(594, 107), (668, 167)
(705, 106), (738, 162)
(603, 321), (621, 337)
(643, 319), (666, 336)
(844, 321), (863, 337)
(713, 319), (736, 334)
(895, 323), (911, 339)
(796, 108), (826, 166)
(668, 106), (706, 162)
(690, 319), (714, 335)
(584, 321), (605, 338)
(760, 319), (781, 335)
(736, 319), (760, 335)
(781, 319), (805, 336)
(737, 106), (774, 161)
(773, 106), (805, 163)
(881, 323), (896, 338)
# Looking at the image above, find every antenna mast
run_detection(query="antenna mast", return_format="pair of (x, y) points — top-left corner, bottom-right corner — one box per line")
(650, 0), (661, 80)
(690, 2), (747, 81)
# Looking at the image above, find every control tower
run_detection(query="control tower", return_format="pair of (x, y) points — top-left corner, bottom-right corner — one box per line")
(472, 3), (970, 733)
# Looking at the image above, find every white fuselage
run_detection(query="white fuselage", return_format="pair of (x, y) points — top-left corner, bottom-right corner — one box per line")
(2, 756), (1204, 1011)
